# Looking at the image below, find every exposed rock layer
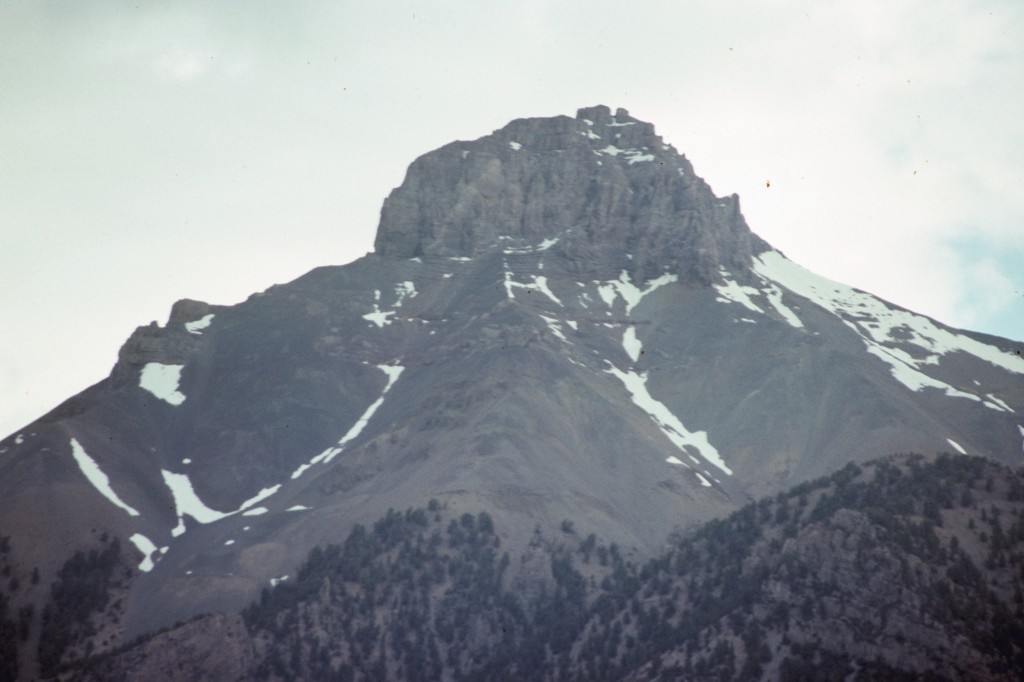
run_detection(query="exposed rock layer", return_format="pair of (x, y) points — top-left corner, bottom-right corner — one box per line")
(375, 105), (768, 283)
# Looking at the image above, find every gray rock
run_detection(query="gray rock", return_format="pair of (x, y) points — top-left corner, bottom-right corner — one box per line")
(375, 105), (768, 284)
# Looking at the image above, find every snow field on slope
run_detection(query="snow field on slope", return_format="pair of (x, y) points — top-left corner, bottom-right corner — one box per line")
(503, 236), (559, 255)
(862, 344), (991, 406)
(291, 364), (405, 477)
(622, 327), (642, 363)
(363, 289), (395, 327)
(753, 251), (1024, 374)
(595, 271), (678, 315)
(714, 267), (803, 328)
(69, 438), (140, 516)
(946, 439), (968, 455)
(393, 281), (417, 306)
(539, 315), (569, 344)
(605, 365), (732, 476)
(505, 271), (563, 306)
(666, 456), (713, 487)
(594, 145), (655, 164)
(128, 534), (159, 572)
(752, 251), (1021, 411)
(140, 363), (187, 406)
(184, 313), (215, 335)
(162, 469), (279, 537)
(713, 276), (762, 314)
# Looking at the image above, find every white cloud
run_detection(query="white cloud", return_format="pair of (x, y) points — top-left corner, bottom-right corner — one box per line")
(153, 51), (210, 81)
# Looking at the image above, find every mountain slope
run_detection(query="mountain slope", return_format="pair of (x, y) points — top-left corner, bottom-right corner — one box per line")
(0, 105), (1022, 678)
(66, 453), (1024, 681)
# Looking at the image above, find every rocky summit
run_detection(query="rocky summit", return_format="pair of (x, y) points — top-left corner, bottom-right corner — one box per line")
(1, 106), (1023, 680)
(376, 105), (767, 285)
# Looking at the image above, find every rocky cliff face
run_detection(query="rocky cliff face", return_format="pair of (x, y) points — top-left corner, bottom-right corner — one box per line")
(375, 105), (768, 284)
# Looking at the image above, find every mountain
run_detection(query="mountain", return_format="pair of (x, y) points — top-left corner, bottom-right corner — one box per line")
(1, 105), (1022, 679)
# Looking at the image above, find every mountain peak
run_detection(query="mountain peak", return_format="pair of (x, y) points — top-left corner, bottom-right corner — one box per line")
(373, 106), (768, 284)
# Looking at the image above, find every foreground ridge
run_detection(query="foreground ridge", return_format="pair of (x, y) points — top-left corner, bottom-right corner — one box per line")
(65, 454), (1024, 681)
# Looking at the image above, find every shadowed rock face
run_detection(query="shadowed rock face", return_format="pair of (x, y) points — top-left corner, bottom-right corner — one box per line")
(375, 105), (769, 284)
(0, 106), (1022, 678)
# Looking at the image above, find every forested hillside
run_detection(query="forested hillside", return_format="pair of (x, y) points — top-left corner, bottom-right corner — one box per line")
(57, 452), (1024, 680)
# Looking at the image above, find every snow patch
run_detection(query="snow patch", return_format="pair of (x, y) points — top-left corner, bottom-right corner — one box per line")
(503, 261), (515, 299)
(626, 152), (655, 164)
(393, 281), (417, 307)
(239, 485), (281, 511)
(270, 575), (289, 587)
(714, 274), (763, 314)
(605, 365), (732, 475)
(695, 473), (712, 487)
(363, 290), (395, 327)
(753, 250), (1024, 407)
(162, 469), (280, 536)
(531, 276), (562, 306)
(540, 315), (569, 343)
(596, 282), (617, 307)
(753, 250), (1024, 375)
(14, 434), (23, 445)
(162, 470), (231, 530)
(622, 327), (642, 363)
(140, 363), (186, 406)
(716, 268), (803, 328)
(243, 507), (268, 516)
(185, 313), (215, 335)
(505, 273), (563, 306)
(129, 534), (159, 572)
(984, 394), (1013, 412)
(508, 141), (522, 150)
(504, 237), (560, 255)
(597, 271), (678, 315)
(946, 438), (967, 455)
(70, 439), (140, 517)
(761, 284), (804, 328)
(596, 145), (653, 163)
(224, 539), (235, 546)
(292, 364), (405, 476)
(286, 505), (310, 512)
(864, 346), (982, 403)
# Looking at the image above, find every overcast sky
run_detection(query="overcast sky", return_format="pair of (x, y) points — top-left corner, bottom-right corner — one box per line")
(2, 0), (1022, 438)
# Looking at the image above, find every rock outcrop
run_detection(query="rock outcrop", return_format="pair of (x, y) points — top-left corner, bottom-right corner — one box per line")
(374, 105), (769, 284)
